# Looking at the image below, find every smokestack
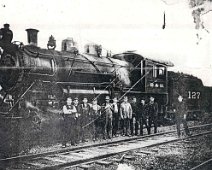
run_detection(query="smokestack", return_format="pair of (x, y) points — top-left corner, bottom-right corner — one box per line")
(26, 28), (39, 46)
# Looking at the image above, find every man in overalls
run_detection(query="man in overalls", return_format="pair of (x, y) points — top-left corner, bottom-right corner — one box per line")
(61, 97), (77, 148)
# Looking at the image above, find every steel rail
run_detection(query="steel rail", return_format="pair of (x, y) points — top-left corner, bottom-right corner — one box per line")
(190, 158), (212, 170)
(39, 128), (212, 170)
(1, 123), (212, 164)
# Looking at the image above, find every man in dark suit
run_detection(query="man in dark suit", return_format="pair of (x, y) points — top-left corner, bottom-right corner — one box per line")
(146, 96), (158, 134)
(0, 24), (13, 44)
(130, 96), (139, 136)
(135, 98), (148, 136)
(111, 97), (119, 137)
(78, 97), (91, 142)
(174, 95), (191, 137)
(73, 97), (80, 144)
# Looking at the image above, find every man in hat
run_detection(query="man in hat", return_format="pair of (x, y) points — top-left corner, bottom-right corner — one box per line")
(78, 97), (91, 142)
(120, 96), (132, 136)
(0, 24), (13, 44)
(73, 97), (80, 144)
(73, 97), (80, 117)
(146, 96), (158, 134)
(90, 98), (101, 141)
(174, 95), (191, 137)
(130, 96), (139, 136)
(102, 96), (113, 139)
(136, 98), (148, 136)
(61, 97), (77, 147)
(111, 97), (119, 137)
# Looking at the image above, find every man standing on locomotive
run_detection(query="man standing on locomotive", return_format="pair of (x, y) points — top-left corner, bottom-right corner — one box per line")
(0, 24), (13, 44)
(146, 96), (158, 134)
(174, 95), (191, 137)
(61, 97), (77, 148)
(120, 96), (132, 136)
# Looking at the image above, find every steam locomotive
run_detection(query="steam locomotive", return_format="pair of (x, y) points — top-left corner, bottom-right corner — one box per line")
(0, 27), (173, 118)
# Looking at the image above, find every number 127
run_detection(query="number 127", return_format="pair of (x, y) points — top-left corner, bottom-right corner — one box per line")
(188, 91), (200, 99)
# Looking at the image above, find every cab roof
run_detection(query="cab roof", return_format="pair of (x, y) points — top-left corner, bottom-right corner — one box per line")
(112, 51), (174, 67)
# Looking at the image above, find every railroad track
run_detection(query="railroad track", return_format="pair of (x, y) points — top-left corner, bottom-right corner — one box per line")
(190, 158), (212, 170)
(1, 123), (212, 170)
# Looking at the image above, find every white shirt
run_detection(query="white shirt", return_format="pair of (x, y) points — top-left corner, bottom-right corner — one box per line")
(63, 105), (77, 115)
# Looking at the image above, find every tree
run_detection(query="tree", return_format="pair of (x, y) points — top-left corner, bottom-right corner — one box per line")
(162, 0), (212, 44)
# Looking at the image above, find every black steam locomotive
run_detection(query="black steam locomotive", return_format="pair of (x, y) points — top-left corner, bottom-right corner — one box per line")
(167, 71), (212, 121)
(0, 28), (173, 118)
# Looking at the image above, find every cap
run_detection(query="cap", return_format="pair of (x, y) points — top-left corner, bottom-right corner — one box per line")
(113, 97), (117, 101)
(83, 97), (88, 100)
(178, 95), (183, 99)
(74, 97), (78, 100)
(105, 96), (110, 100)
(150, 96), (154, 99)
(4, 23), (10, 28)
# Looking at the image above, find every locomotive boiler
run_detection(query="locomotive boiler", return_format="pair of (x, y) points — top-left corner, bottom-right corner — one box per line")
(0, 29), (133, 111)
(0, 27), (173, 117)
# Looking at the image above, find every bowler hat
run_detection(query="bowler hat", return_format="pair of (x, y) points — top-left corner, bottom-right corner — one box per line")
(105, 96), (110, 100)
(113, 97), (117, 101)
(150, 96), (154, 99)
(4, 23), (9, 28)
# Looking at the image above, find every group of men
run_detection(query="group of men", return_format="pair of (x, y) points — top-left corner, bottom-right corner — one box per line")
(61, 95), (159, 148)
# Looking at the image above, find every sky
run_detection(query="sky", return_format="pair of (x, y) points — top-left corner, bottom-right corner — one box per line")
(0, 0), (212, 86)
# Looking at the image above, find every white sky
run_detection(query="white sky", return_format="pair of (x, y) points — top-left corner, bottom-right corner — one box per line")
(0, 0), (212, 86)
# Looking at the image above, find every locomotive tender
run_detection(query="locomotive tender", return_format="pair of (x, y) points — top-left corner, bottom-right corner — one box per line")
(0, 27), (173, 117)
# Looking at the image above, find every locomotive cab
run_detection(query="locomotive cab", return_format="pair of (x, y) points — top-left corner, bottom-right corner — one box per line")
(112, 51), (174, 126)
(112, 51), (173, 94)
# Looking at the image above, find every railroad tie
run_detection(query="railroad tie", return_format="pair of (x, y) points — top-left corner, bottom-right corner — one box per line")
(158, 145), (168, 149)
(136, 150), (154, 155)
(77, 164), (95, 170)
(150, 148), (159, 152)
(95, 160), (113, 167)
(123, 155), (136, 161)
(112, 158), (123, 163)
(133, 152), (148, 157)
